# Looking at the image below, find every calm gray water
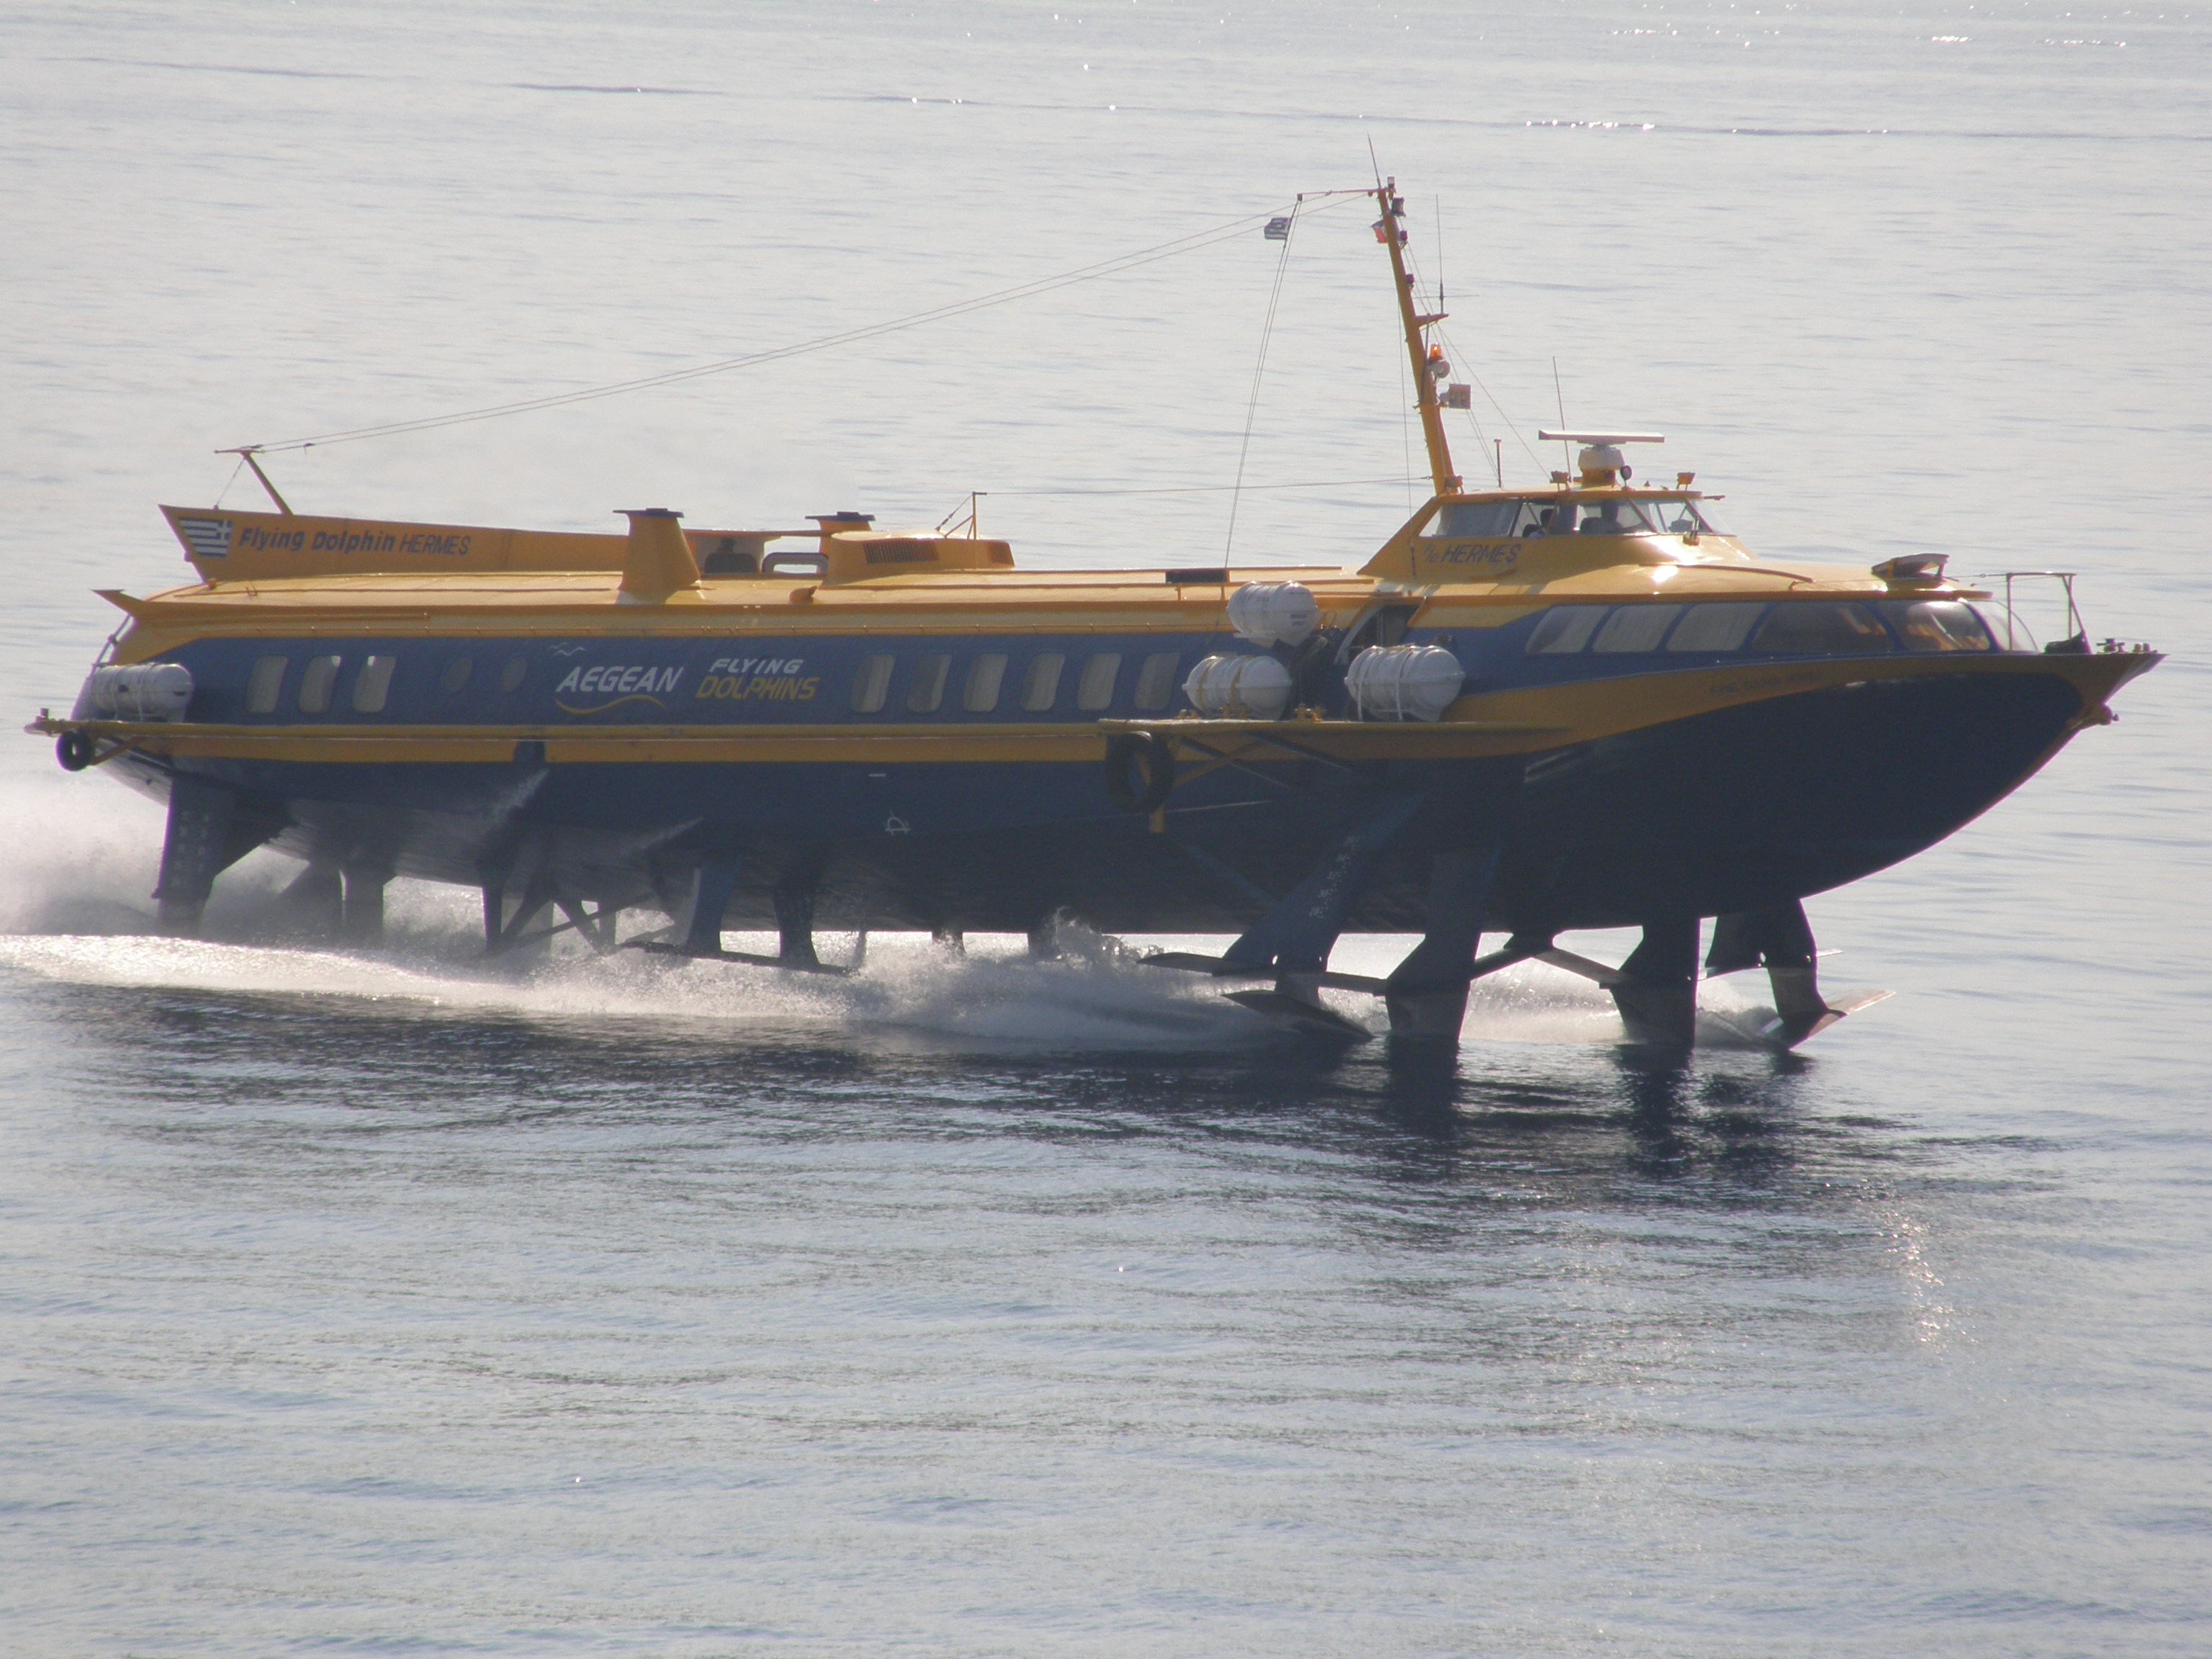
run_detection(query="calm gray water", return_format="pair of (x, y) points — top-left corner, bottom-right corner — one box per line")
(3, 2), (2208, 1653)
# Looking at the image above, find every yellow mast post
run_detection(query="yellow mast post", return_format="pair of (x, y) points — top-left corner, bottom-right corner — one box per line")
(1373, 179), (1460, 498)
(217, 446), (295, 516)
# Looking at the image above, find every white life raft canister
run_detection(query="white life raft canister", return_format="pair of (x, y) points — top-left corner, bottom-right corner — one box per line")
(79, 662), (195, 722)
(1182, 653), (1295, 720)
(1344, 644), (1464, 722)
(1224, 581), (1320, 648)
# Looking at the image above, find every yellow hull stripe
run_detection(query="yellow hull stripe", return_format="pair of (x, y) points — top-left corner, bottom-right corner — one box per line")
(32, 652), (2139, 768)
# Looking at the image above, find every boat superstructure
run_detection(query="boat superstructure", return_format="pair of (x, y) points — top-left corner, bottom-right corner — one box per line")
(28, 181), (2159, 1048)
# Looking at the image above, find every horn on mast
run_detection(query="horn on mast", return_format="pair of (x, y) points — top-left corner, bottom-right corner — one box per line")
(1374, 179), (1460, 497)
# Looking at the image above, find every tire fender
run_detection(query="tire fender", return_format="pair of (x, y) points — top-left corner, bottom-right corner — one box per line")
(1102, 731), (1176, 814)
(55, 729), (95, 772)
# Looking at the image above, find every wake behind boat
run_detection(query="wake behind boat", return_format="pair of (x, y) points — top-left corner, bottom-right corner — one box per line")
(27, 180), (2159, 1049)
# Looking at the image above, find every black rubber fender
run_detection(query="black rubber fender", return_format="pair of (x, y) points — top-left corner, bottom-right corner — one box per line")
(55, 729), (95, 772)
(1102, 731), (1177, 814)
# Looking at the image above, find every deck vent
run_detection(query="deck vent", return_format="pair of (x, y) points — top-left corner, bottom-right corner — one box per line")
(822, 531), (1012, 585)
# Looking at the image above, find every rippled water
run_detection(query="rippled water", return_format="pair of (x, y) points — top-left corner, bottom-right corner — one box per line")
(4, 2), (2209, 1653)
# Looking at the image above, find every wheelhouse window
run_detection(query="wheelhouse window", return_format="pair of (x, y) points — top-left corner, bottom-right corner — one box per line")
(1749, 603), (1894, 655)
(1591, 604), (1683, 653)
(1020, 653), (1065, 712)
(963, 653), (1007, 712)
(1076, 652), (1121, 711)
(1665, 603), (1763, 652)
(850, 654), (894, 714)
(906, 653), (950, 713)
(1424, 497), (1722, 539)
(245, 655), (287, 714)
(1887, 600), (1994, 653)
(1133, 651), (1181, 711)
(1424, 499), (1545, 538)
(297, 655), (341, 714)
(1574, 499), (1716, 536)
(351, 655), (396, 714)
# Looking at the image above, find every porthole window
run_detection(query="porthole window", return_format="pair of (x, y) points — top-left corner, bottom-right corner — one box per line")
(963, 653), (1007, 712)
(850, 654), (894, 714)
(351, 655), (396, 714)
(297, 655), (341, 714)
(1076, 652), (1122, 711)
(245, 655), (287, 714)
(1133, 651), (1180, 711)
(441, 657), (473, 693)
(1020, 652), (1065, 711)
(906, 653), (950, 714)
(498, 657), (528, 694)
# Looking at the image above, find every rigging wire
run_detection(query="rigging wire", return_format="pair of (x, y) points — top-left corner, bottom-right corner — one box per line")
(210, 451), (248, 511)
(1223, 201), (1300, 556)
(1395, 301), (1413, 513)
(1391, 243), (1547, 482)
(1430, 317), (1547, 477)
(233, 204), (1311, 455)
(1552, 358), (1573, 472)
(945, 474), (1421, 506)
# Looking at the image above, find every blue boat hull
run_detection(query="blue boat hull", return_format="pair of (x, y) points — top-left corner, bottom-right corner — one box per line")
(111, 667), (2090, 938)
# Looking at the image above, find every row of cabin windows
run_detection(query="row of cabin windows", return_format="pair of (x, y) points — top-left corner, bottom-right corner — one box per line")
(1524, 599), (1995, 658)
(238, 649), (1187, 719)
(244, 652), (525, 715)
(849, 649), (1183, 716)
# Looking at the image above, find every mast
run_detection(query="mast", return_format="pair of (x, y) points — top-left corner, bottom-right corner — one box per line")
(1374, 179), (1460, 496)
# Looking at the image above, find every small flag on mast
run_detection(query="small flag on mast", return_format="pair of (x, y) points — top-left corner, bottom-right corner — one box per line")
(1263, 216), (1291, 241)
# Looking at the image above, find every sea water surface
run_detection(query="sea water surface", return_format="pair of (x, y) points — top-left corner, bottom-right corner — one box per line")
(2, 2), (2208, 1654)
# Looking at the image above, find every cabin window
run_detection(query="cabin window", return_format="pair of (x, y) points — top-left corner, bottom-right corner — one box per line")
(351, 655), (396, 714)
(1076, 653), (1121, 711)
(1591, 605), (1684, 652)
(1750, 603), (1894, 656)
(1525, 607), (1607, 654)
(245, 655), (287, 714)
(498, 657), (528, 694)
(1887, 600), (1994, 653)
(1133, 651), (1181, 711)
(441, 657), (473, 693)
(1020, 653), (1065, 711)
(297, 655), (341, 714)
(850, 654), (894, 714)
(906, 653), (950, 713)
(1665, 604), (1763, 653)
(963, 653), (1007, 712)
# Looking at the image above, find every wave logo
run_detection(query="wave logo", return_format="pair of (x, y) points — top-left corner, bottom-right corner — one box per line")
(554, 662), (684, 715)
